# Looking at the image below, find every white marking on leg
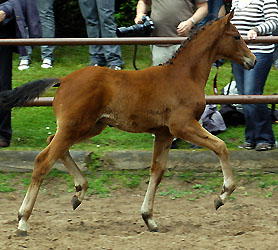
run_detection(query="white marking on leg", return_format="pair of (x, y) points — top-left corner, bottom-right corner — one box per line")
(18, 188), (39, 232)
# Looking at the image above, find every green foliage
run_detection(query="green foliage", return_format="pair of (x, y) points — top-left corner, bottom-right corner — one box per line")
(0, 173), (16, 192)
(53, 0), (87, 38)
(114, 0), (138, 27)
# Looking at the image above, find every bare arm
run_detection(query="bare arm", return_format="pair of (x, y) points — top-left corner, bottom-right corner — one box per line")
(0, 10), (6, 22)
(134, 0), (151, 24)
(177, 1), (208, 36)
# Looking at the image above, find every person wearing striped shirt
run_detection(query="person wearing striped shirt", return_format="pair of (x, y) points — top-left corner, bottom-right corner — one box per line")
(231, 0), (278, 151)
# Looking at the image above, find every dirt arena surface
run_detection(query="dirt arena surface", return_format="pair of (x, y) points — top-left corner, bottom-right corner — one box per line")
(1, 177), (277, 250)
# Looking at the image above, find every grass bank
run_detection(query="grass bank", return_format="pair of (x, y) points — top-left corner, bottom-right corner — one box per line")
(0, 168), (277, 200)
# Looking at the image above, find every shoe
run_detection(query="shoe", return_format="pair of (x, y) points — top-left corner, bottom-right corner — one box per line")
(274, 59), (278, 69)
(88, 63), (100, 66)
(109, 65), (122, 70)
(18, 59), (30, 71)
(0, 139), (10, 147)
(238, 142), (255, 150)
(41, 59), (53, 69)
(255, 143), (275, 151)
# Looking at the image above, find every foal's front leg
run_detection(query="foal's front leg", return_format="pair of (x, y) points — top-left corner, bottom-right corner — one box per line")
(170, 119), (236, 209)
(141, 133), (173, 232)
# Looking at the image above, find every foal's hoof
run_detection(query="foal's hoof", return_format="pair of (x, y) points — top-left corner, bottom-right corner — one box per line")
(214, 197), (224, 210)
(16, 229), (27, 237)
(71, 196), (81, 210)
(149, 227), (159, 233)
(142, 213), (159, 232)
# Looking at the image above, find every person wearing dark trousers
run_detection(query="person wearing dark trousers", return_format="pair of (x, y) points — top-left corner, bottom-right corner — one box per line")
(78, 0), (123, 69)
(0, 9), (13, 147)
(0, 0), (41, 147)
(273, 27), (278, 69)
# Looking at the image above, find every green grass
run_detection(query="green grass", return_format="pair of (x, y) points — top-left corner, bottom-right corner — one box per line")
(4, 45), (278, 151)
(1, 169), (277, 202)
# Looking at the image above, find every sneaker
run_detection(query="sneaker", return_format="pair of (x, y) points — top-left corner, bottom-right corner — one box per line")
(88, 63), (100, 67)
(109, 65), (122, 70)
(170, 138), (181, 149)
(41, 59), (53, 69)
(18, 59), (30, 71)
(238, 142), (255, 150)
(255, 143), (275, 151)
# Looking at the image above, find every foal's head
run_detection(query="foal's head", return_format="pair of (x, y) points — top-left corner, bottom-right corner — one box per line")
(215, 10), (256, 69)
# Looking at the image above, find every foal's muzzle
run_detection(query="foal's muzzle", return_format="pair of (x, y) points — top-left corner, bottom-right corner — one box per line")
(243, 56), (257, 70)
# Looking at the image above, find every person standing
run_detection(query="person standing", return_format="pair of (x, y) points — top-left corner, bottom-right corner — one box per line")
(0, 0), (41, 147)
(78, 0), (123, 70)
(134, 0), (208, 66)
(231, 0), (278, 151)
(273, 27), (278, 69)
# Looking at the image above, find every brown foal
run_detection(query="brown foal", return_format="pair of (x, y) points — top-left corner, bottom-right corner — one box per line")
(0, 11), (256, 236)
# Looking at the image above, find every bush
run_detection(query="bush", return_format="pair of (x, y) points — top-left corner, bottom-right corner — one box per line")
(54, 0), (87, 38)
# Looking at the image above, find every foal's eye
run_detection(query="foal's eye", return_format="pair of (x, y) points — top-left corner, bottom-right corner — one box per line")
(233, 35), (240, 40)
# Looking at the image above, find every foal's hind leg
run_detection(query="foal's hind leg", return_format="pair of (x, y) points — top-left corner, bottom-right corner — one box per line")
(47, 121), (106, 210)
(141, 132), (174, 232)
(60, 152), (89, 210)
(17, 132), (72, 236)
(47, 135), (89, 210)
(170, 119), (236, 209)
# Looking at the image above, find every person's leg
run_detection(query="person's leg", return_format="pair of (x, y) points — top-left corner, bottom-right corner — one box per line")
(96, 0), (123, 67)
(273, 29), (278, 68)
(0, 45), (12, 145)
(232, 62), (256, 145)
(37, 0), (55, 62)
(151, 45), (180, 66)
(240, 53), (275, 146)
(78, 0), (106, 66)
(18, 28), (32, 70)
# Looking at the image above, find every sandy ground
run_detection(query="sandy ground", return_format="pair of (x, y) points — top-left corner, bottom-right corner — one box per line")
(0, 177), (277, 250)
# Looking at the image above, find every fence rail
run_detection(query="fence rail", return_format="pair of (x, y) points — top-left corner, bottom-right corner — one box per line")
(23, 95), (278, 107)
(1, 36), (277, 105)
(0, 36), (277, 45)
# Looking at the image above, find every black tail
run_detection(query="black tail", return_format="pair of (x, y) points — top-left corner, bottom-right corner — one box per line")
(0, 78), (60, 109)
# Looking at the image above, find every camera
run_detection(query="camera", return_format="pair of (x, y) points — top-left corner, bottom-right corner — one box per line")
(116, 16), (155, 37)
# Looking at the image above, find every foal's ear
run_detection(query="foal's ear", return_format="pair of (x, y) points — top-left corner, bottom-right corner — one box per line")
(225, 9), (235, 24)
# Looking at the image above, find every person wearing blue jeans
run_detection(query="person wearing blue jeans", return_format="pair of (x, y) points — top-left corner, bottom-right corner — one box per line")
(37, 0), (55, 69)
(273, 28), (278, 69)
(78, 0), (123, 69)
(231, 0), (278, 151)
(232, 53), (276, 150)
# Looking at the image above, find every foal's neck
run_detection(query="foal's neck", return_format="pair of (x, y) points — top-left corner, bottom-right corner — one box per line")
(173, 25), (222, 87)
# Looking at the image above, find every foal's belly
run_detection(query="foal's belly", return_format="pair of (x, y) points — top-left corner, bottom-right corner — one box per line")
(99, 111), (167, 133)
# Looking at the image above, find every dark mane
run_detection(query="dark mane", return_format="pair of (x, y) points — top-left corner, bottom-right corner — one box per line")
(159, 17), (222, 66)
